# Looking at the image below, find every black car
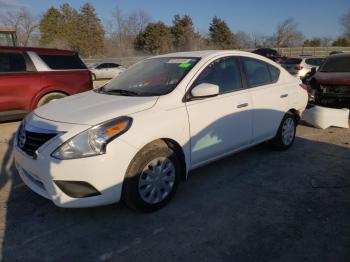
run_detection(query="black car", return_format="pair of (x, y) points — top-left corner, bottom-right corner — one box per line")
(252, 48), (285, 62)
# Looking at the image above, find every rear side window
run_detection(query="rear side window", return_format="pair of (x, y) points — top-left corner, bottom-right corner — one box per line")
(268, 64), (280, 82)
(193, 57), (242, 94)
(0, 52), (26, 72)
(305, 58), (324, 67)
(243, 58), (272, 87)
(108, 63), (120, 68)
(39, 54), (86, 70)
(281, 58), (302, 65)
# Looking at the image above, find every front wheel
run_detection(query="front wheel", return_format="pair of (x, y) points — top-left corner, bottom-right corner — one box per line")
(122, 141), (180, 212)
(270, 112), (296, 150)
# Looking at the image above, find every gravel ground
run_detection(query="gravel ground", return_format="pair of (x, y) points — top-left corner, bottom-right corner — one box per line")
(0, 119), (349, 262)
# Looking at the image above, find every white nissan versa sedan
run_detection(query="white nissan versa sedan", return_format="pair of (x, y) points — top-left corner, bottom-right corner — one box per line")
(14, 50), (308, 212)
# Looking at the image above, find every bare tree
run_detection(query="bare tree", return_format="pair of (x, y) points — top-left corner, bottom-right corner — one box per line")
(0, 8), (38, 46)
(235, 31), (253, 48)
(320, 37), (333, 47)
(106, 7), (151, 56)
(340, 10), (350, 39)
(251, 32), (275, 48)
(274, 18), (303, 48)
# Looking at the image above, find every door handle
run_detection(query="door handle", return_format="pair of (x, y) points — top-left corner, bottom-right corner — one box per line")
(280, 94), (288, 98)
(237, 103), (248, 108)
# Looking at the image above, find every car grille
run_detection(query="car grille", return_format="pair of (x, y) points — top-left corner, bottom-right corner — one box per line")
(17, 126), (57, 158)
(320, 85), (350, 96)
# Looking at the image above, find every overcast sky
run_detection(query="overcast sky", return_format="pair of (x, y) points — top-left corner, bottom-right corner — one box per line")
(0, 0), (348, 38)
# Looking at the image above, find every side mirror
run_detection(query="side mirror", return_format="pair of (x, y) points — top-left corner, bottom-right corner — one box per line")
(191, 83), (219, 99)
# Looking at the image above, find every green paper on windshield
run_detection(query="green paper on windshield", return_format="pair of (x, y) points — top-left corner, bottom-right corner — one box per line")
(179, 63), (191, 69)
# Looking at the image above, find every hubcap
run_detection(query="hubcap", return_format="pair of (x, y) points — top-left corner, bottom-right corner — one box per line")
(138, 157), (176, 204)
(282, 118), (295, 146)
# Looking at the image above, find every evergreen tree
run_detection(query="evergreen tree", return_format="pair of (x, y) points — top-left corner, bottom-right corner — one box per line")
(39, 7), (63, 46)
(59, 3), (80, 50)
(78, 3), (105, 57)
(171, 14), (196, 51)
(209, 16), (235, 49)
(134, 22), (172, 54)
(39, 3), (104, 56)
(303, 38), (321, 47)
(332, 37), (350, 47)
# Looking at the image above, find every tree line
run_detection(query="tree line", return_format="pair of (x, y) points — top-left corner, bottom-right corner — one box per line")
(1, 3), (350, 57)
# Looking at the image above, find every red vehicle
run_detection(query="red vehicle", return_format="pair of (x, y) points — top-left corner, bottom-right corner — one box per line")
(0, 46), (92, 121)
(308, 53), (350, 108)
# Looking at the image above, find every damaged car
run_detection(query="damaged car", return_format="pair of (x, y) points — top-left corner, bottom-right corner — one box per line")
(308, 53), (350, 108)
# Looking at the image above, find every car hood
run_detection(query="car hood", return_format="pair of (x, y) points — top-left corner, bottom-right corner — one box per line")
(34, 91), (158, 125)
(314, 72), (350, 85)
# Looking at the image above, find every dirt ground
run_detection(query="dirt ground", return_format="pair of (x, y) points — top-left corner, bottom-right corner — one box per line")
(0, 119), (349, 262)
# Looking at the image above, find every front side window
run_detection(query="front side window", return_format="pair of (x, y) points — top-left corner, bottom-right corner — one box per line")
(39, 54), (86, 70)
(193, 57), (242, 94)
(101, 57), (199, 96)
(0, 52), (26, 72)
(242, 58), (272, 87)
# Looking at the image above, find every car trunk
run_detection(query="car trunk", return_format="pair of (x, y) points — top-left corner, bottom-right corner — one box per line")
(281, 58), (302, 75)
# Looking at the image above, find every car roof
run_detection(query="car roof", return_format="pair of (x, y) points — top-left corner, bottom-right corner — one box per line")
(0, 46), (77, 55)
(287, 56), (323, 60)
(155, 50), (256, 59)
(326, 53), (350, 59)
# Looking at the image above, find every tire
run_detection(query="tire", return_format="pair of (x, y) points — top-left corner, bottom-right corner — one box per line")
(36, 92), (67, 108)
(270, 112), (297, 151)
(122, 141), (181, 212)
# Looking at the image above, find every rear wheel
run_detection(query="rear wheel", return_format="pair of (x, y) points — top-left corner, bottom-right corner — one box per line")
(270, 112), (296, 150)
(36, 92), (67, 108)
(122, 141), (180, 212)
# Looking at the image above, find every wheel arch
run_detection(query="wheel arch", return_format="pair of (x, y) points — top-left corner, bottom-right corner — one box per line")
(130, 138), (188, 181)
(287, 108), (301, 122)
(31, 89), (70, 110)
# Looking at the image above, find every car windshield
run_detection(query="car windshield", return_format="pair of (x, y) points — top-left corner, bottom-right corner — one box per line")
(319, 56), (350, 72)
(88, 63), (98, 68)
(100, 57), (199, 96)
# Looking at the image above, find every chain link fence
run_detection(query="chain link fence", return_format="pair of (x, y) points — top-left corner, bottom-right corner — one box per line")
(83, 46), (350, 67)
(83, 56), (149, 67)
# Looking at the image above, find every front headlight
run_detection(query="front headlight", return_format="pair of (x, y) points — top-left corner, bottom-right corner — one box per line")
(52, 116), (132, 160)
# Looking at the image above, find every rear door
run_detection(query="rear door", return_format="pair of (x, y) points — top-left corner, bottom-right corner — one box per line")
(0, 51), (40, 114)
(241, 57), (289, 142)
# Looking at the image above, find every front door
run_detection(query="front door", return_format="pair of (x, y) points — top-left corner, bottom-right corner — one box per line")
(185, 56), (253, 166)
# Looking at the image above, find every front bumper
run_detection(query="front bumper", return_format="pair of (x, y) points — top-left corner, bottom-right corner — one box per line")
(309, 89), (350, 107)
(14, 115), (138, 208)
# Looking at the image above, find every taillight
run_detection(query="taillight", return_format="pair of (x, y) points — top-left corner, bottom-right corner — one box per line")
(294, 65), (303, 71)
(300, 83), (308, 91)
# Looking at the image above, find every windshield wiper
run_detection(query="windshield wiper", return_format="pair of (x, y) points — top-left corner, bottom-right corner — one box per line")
(104, 89), (140, 96)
